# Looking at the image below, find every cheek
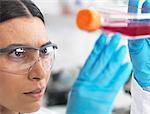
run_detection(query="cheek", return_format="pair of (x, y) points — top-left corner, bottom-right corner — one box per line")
(0, 74), (21, 96)
(46, 71), (51, 84)
(0, 73), (41, 112)
(0, 73), (23, 108)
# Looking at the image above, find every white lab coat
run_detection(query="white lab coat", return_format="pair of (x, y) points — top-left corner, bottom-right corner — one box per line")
(131, 79), (150, 114)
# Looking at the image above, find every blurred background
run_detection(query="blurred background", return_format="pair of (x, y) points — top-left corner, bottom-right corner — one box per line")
(32, 0), (132, 114)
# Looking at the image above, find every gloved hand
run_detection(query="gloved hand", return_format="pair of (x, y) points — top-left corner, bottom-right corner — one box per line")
(66, 33), (132, 114)
(128, 0), (150, 87)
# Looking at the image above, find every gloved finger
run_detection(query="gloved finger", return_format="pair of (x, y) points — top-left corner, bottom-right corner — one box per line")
(108, 62), (132, 88)
(128, 0), (146, 54)
(78, 33), (107, 80)
(128, 1), (150, 53)
(142, 0), (150, 13)
(90, 33), (121, 79)
(128, 0), (139, 13)
(141, 0), (150, 24)
(95, 46), (127, 86)
(128, 39), (145, 54)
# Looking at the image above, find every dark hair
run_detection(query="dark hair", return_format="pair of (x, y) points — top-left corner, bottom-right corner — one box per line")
(0, 0), (45, 23)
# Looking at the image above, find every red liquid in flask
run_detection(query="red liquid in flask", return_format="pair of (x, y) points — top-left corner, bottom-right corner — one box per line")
(101, 25), (150, 37)
(76, 9), (150, 38)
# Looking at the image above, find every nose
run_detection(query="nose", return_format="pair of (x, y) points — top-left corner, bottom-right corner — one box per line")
(28, 59), (50, 81)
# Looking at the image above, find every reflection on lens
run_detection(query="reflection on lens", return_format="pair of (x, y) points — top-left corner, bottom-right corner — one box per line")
(0, 48), (56, 75)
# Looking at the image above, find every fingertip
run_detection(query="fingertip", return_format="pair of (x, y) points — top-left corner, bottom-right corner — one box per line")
(119, 62), (132, 74)
(142, 0), (150, 13)
(118, 45), (127, 55)
(97, 33), (107, 44)
(124, 62), (133, 71)
(94, 33), (107, 53)
(113, 33), (122, 39)
(120, 45), (127, 50)
(111, 33), (122, 43)
(143, 0), (150, 7)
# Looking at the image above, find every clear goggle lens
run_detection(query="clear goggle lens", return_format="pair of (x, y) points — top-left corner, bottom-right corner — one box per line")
(0, 42), (57, 75)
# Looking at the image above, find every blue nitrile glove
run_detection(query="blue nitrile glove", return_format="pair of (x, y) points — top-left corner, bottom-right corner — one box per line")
(66, 33), (132, 114)
(128, 0), (150, 87)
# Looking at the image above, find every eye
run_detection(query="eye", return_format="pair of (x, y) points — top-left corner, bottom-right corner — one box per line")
(9, 48), (25, 58)
(40, 46), (54, 57)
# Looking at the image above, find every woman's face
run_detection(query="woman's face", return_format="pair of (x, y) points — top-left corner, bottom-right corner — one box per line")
(0, 17), (51, 113)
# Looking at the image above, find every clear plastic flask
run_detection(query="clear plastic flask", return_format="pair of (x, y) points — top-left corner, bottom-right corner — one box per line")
(76, 7), (150, 40)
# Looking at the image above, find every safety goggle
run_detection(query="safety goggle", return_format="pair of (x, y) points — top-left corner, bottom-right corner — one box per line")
(0, 41), (58, 75)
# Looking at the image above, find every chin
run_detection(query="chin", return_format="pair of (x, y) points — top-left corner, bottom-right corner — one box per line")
(20, 101), (41, 113)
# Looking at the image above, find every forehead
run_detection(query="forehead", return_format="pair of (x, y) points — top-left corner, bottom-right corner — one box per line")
(0, 17), (49, 48)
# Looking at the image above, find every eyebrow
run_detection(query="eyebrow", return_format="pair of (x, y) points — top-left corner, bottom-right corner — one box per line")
(40, 41), (52, 47)
(4, 41), (52, 48)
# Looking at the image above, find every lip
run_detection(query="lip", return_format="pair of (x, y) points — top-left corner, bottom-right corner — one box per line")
(23, 88), (45, 99)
